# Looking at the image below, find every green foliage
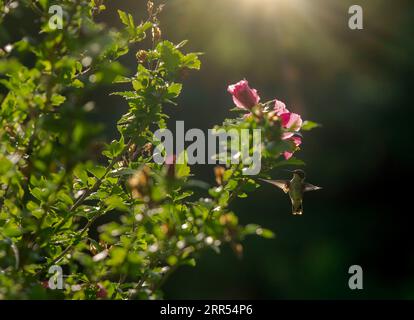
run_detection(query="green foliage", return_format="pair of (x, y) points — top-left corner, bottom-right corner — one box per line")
(301, 120), (321, 131)
(0, 1), (314, 299)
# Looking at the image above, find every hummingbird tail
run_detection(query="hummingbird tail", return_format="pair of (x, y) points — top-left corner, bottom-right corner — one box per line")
(292, 202), (303, 215)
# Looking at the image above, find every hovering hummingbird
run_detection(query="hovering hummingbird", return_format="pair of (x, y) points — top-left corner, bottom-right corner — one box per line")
(260, 169), (321, 215)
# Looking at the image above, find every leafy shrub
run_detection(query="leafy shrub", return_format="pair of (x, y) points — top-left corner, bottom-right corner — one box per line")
(0, 1), (317, 299)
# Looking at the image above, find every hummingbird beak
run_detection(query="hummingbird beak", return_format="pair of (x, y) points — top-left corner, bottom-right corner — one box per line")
(282, 169), (293, 173)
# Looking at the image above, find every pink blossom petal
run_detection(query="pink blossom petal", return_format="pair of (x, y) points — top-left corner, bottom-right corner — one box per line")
(287, 113), (303, 131)
(227, 80), (249, 95)
(274, 100), (289, 115)
(282, 132), (294, 140)
(292, 136), (302, 146)
(282, 135), (302, 160)
(280, 112), (302, 131)
(227, 80), (260, 109)
(280, 113), (291, 128)
(232, 96), (247, 109)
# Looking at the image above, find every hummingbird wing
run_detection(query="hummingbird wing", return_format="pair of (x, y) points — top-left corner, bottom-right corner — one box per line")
(303, 183), (322, 192)
(259, 179), (290, 193)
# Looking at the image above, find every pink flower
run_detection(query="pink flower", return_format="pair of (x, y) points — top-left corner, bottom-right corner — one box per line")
(283, 136), (302, 160)
(274, 100), (288, 115)
(280, 112), (302, 131)
(274, 100), (302, 131)
(228, 80), (260, 109)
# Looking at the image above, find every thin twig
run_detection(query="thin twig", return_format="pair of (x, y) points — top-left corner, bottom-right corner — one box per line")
(53, 139), (133, 233)
(36, 140), (133, 276)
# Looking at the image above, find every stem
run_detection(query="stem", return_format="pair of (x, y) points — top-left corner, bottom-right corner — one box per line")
(207, 163), (245, 221)
(53, 139), (133, 233)
(35, 214), (100, 276)
(36, 139), (133, 277)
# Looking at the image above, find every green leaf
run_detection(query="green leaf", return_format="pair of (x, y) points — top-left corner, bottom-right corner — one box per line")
(0, 156), (12, 175)
(118, 10), (151, 42)
(301, 120), (321, 131)
(103, 138), (125, 159)
(107, 247), (127, 266)
(257, 228), (275, 239)
(181, 258), (196, 267)
(71, 79), (84, 88)
(224, 179), (238, 191)
(88, 166), (107, 179)
(118, 10), (130, 27)
(167, 82), (182, 98)
(175, 151), (191, 179)
(38, 0), (49, 10)
(243, 224), (275, 239)
(110, 91), (139, 99)
(174, 191), (193, 201)
(50, 94), (66, 107)
(30, 187), (48, 202)
(265, 140), (293, 157)
(104, 195), (129, 212)
(74, 166), (89, 185)
(272, 158), (306, 169)
(135, 22), (152, 41)
(132, 80), (144, 92)
(223, 169), (233, 182)
(182, 53), (201, 70)
(113, 76), (132, 83)
(57, 191), (74, 206)
(109, 168), (136, 178)
(241, 179), (260, 192)
(157, 41), (182, 74)
(3, 221), (22, 237)
(167, 255), (178, 266)
(209, 186), (223, 198)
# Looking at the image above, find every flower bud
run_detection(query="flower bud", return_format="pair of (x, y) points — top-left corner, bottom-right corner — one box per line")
(89, 242), (98, 255)
(128, 143), (137, 155)
(141, 142), (153, 158)
(152, 26), (162, 42)
(147, 1), (154, 15)
(214, 166), (225, 185)
(96, 284), (108, 299)
(219, 213), (233, 226)
(227, 80), (260, 110)
(128, 165), (151, 199)
(136, 50), (148, 63)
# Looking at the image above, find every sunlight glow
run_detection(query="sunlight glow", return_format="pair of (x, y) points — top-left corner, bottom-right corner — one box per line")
(238, 0), (313, 22)
(241, 0), (306, 8)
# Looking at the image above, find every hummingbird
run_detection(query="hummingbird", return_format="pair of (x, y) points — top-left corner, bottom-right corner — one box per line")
(260, 169), (321, 215)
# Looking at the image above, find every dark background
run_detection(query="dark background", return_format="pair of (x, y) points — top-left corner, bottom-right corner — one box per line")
(95, 0), (414, 299)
